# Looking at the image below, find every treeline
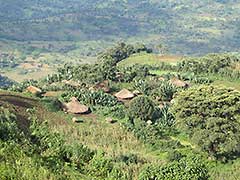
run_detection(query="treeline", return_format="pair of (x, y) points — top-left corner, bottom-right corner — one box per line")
(152, 53), (240, 79)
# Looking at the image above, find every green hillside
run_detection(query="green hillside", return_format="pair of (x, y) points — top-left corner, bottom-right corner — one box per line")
(0, 0), (239, 55)
(1, 43), (240, 179)
(1, 1), (240, 179)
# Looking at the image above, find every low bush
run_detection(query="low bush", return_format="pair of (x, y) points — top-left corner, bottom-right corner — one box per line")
(61, 89), (119, 107)
(151, 81), (177, 101)
(139, 155), (209, 180)
(0, 107), (22, 142)
(128, 96), (157, 122)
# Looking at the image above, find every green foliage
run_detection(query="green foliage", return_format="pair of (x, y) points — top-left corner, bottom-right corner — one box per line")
(47, 58), (118, 84)
(53, 64), (104, 84)
(180, 73), (213, 84)
(9, 79), (39, 92)
(157, 105), (175, 127)
(127, 119), (163, 145)
(116, 153), (140, 165)
(0, 141), (61, 180)
(97, 104), (126, 119)
(0, 107), (22, 142)
(41, 97), (62, 112)
(124, 117), (181, 151)
(64, 143), (95, 171)
(99, 42), (152, 63)
(128, 96), (157, 121)
(118, 64), (150, 83)
(99, 58), (117, 81)
(139, 155), (209, 180)
(172, 85), (240, 161)
(0, 1), (240, 54)
(133, 79), (152, 95)
(133, 78), (177, 101)
(167, 150), (184, 162)
(86, 151), (114, 178)
(151, 81), (177, 101)
(61, 89), (119, 108)
(29, 119), (67, 171)
(177, 54), (240, 78)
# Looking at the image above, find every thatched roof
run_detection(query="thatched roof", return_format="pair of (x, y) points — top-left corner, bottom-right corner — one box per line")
(170, 78), (189, 88)
(133, 90), (141, 95)
(26, 86), (42, 94)
(93, 80), (110, 93)
(159, 77), (165, 81)
(62, 80), (81, 87)
(115, 89), (135, 100)
(64, 97), (89, 114)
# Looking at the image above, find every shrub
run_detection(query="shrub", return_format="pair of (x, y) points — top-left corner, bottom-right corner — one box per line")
(86, 151), (114, 178)
(157, 105), (175, 127)
(41, 97), (62, 112)
(172, 85), (240, 161)
(139, 155), (209, 180)
(167, 150), (184, 162)
(97, 104), (126, 119)
(151, 81), (177, 101)
(61, 89), (119, 107)
(118, 65), (150, 82)
(177, 53), (239, 78)
(29, 119), (67, 171)
(133, 79), (151, 95)
(0, 107), (22, 142)
(128, 96), (157, 121)
(116, 153), (140, 165)
(99, 42), (152, 63)
(64, 144), (95, 171)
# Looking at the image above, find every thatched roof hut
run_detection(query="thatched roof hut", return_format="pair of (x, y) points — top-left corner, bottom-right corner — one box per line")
(93, 80), (110, 93)
(115, 89), (135, 100)
(62, 80), (81, 87)
(133, 90), (141, 95)
(26, 86), (42, 95)
(159, 77), (165, 81)
(170, 78), (189, 88)
(64, 97), (89, 114)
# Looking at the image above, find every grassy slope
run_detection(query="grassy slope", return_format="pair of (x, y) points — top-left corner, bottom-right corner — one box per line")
(118, 53), (182, 67)
(1, 80), (240, 179)
(0, 90), (163, 179)
(1, 51), (240, 179)
(0, 1), (239, 55)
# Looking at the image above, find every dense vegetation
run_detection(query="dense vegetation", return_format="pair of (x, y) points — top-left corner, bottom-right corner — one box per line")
(0, 0), (240, 55)
(172, 85), (240, 161)
(1, 39), (240, 180)
(0, 0), (240, 179)
(0, 75), (15, 88)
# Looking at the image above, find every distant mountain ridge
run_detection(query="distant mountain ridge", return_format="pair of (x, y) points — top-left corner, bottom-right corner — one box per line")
(0, 0), (239, 54)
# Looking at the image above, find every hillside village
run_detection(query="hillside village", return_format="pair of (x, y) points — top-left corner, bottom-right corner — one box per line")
(0, 1), (240, 179)
(1, 42), (240, 179)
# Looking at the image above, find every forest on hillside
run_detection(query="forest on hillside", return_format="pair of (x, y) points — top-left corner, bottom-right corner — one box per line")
(0, 0), (239, 54)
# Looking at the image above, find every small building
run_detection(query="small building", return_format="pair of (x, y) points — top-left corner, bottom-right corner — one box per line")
(63, 97), (89, 114)
(114, 89), (135, 100)
(26, 86), (42, 95)
(170, 78), (189, 88)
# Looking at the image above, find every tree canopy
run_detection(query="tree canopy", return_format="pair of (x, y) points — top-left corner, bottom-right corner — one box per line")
(172, 85), (240, 161)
